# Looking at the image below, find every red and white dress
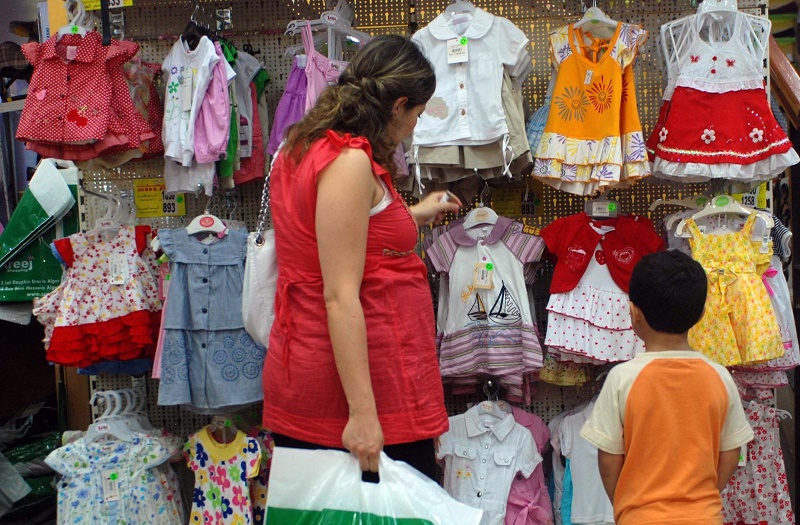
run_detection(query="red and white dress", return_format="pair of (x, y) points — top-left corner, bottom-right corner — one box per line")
(34, 225), (161, 367)
(649, 11), (798, 182)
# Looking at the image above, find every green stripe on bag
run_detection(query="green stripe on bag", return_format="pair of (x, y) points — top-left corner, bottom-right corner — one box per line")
(266, 507), (435, 525)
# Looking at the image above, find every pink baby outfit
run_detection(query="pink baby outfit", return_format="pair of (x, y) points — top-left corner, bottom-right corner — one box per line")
(506, 407), (554, 525)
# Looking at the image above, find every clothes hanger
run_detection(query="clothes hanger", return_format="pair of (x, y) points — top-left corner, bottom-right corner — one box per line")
(57, 0), (88, 40)
(83, 391), (135, 443)
(675, 195), (774, 237)
(444, 0), (477, 20)
(463, 181), (499, 230)
(649, 194), (709, 212)
(208, 415), (239, 444)
(185, 195), (228, 244)
(573, 1), (618, 38)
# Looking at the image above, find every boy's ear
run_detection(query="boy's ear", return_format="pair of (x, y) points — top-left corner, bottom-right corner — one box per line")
(629, 301), (643, 326)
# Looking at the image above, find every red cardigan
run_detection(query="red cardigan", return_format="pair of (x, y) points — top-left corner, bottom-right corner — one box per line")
(541, 212), (665, 294)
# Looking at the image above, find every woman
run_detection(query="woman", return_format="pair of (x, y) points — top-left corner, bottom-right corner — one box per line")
(262, 35), (461, 479)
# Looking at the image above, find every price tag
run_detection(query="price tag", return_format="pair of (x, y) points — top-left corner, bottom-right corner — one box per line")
(134, 179), (186, 219)
(83, 0), (133, 10)
(108, 254), (129, 285)
(473, 262), (494, 290)
(738, 444), (747, 467)
(584, 69), (594, 85)
(447, 38), (469, 64)
(592, 201), (613, 217)
(732, 182), (769, 210)
(181, 68), (194, 112)
(492, 188), (522, 217)
(102, 470), (121, 502)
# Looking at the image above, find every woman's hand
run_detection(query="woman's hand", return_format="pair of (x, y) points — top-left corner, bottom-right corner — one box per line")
(342, 409), (384, 472)
(409, 191), (463, 225)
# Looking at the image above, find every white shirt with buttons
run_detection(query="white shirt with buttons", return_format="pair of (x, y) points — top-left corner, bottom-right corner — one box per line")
(438, 403), (541, 525)
(411, 8), (528, 147)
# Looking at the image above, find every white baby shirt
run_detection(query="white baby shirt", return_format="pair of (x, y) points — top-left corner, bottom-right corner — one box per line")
(412, 8), (528, 147)
(161, 36), (220, 166)
(439, 403), (541, 525)
(559, 401), (615, 525)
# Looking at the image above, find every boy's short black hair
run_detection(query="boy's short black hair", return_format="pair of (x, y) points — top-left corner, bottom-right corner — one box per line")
(629, 250), (707, 334)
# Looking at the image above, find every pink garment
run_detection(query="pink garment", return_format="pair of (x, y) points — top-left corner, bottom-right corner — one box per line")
(302, 23), (348, 113)
(233, 83), (266, 185)
(506, 406), (554, 525)
(151, 263), (170, 380)
(194, 41), (231, 163)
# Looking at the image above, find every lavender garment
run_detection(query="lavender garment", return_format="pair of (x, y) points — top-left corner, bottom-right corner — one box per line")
(506, 406), (554, 525)
(267, 56), (308, 155)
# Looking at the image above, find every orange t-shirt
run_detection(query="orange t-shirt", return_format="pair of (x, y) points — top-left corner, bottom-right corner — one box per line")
(580, 351), (753, 525)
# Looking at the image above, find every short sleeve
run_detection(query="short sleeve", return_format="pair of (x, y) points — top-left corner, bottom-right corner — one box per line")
(617, 24), (648, 69)
(635, 218), (666, 255)
(21, 42), (39, 67)
(106, 40), (139, 70)
(157, 229), (177, 260)
(425, 230), (459, 274)
(558, 418), (574, 458)
(135, 225), (152, 255)
(184, 434), (209, 471)
(497, 18), (529, 67)
(436, 427), (455, 460)
(243, 437), (262, 479)
(45, 444), (80, 476)
(580, 370), (626, 455)
(540, 217), (566, 258)
(502, 222), (546, 264)
(548, 26), (571, 69)
(718, 369), (755, 451)
(53, 238), (75, 267)
(516, 427), (542, 479)
(137, 436), (171, 470)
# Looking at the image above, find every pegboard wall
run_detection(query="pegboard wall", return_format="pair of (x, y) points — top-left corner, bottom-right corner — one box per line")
(81, 0), (774, 433)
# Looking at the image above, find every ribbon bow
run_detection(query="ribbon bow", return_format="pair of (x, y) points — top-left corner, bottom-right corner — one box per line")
(761, 267), (778, 297)
(506, 486), (554, 525)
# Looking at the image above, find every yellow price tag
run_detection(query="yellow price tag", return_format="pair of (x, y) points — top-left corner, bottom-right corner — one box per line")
(134, 179), (185, 219)
(83, 0), (133, 10)
(492, 188), (522, 217)
(732, 182), (769, 210)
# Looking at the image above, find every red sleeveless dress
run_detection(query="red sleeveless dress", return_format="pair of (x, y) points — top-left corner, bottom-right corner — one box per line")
(262, 130), (448, 447)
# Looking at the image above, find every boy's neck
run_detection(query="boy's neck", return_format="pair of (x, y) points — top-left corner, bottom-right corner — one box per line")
(643, 332), (694, 353)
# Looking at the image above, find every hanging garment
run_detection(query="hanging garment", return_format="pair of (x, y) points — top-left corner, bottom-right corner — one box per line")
(156, 228), (266, 410)
(34, 225), (161, 367)
(267, 55), (307, 155)
(249, 426), (276, 525)
(426, 217), (546, 396)
(439, 404), (542, 525)
(302, 23), (348, 112)
(685, 214), (783, 366)
(185, 427), (262, 525)
(533, 23), (649, 195)
(505, 407), (553, 525)
(722, 401), (794, 525)
(649, 12), (798, 182)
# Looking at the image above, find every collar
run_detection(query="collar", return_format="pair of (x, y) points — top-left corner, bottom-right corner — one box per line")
(427, 7), (495, 41)
(199, 427), (247, 462)
(634, 350), (709, 360)
(465, 405), (516, 441)
(39, 31), (102, 63)
(449, 216), (514, 247)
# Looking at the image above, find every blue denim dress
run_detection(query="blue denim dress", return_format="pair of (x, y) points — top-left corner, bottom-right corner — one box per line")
(156, 228), (265, 409)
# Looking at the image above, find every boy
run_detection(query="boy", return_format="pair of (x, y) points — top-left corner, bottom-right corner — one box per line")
(580, 250), (754, 525)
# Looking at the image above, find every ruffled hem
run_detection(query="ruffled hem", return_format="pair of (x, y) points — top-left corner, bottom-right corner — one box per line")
(652, 147), (799, 183)
(674, 77), (765, 94)
(732, 342), (800, 372)
(545, 312), (645, 362)
(731, 370), (788, 388)
(536, 132), (621, 166)
(546, 285), (633, 331)
(46, 310), (160, 367)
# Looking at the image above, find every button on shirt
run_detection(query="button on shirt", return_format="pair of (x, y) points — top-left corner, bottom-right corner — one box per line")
(412, 8), (528, 147)
(439, 404), (541, 525)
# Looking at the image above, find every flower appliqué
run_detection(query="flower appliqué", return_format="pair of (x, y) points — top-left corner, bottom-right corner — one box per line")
(587, 75), (613, 113)
(690, 55), (700, 63)
(726, 58), (735, 67)
(749, 128), (764, 143)
(168, 82), (179, 94)
(659, 128), (668, 142)
(701, 129), (716, 144)
(555, 86), (590, 122)
(424, 97), (449, 120)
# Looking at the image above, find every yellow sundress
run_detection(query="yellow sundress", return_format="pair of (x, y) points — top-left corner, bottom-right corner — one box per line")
(686, 214), (783, 366)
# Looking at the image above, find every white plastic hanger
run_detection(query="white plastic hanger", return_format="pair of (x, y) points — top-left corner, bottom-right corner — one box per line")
(83, 392), (135, 443)
(185, 196), (228, 244)
(444, 0), (476, 19)
(573, 1), (618, 36)
(675, 195), (774, 237)
(463, 182), (498, 230)
(57, 0), (88, 40)
(649, 194), (709, 211)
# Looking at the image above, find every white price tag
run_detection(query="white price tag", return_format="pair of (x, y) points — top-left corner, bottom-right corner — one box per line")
(584, 69), (594, 85)
(447, 38), (469, 64)
(108, 254), (129, 285)
(591, 201), (610, 217)
(102, 470), (121, 502)
(473, 262), (494, 290)
(181, 69), (193, 112)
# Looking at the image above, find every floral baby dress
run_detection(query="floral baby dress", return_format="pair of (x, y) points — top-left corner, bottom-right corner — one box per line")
(649, 11), (798, 182)
(533, 22), (649, 195)
(686, 214), (783, 366)
(36, 225), (161, 367)
(185, 427), (261, 525)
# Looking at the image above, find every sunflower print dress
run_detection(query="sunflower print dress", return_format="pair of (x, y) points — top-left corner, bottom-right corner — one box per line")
(533, 22), (650, 195)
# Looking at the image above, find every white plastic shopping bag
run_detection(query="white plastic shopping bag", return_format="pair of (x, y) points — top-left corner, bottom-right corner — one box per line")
(266, 447), (483, 524)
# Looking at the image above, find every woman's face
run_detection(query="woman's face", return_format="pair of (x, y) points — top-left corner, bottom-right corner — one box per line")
(388, 102), (427, 145)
